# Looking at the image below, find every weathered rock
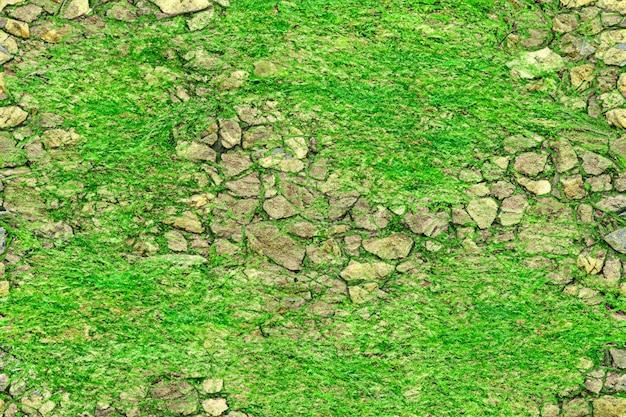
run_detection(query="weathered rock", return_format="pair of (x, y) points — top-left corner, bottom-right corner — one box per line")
(254, 60), (278, 77)
(514, 152), (547, 177)
(551, 138), (578, 173)
(598, 0), (626, 14)
(597, 195), (626, 212)
(201, 398), (228, 416)
(561, 0), (594, 7)
(307, 239), (343, 266)
(247, 222), (305, 271)
(599, 91), (625, 111)
(612, 137), (626, 161)
(405, 207), (449, 237)
(580, 149), (612, 175)
(517, 177), (551, 195)
(0, 227), (5, 255)
(362, 233), (414, 260)
(152, 0), (210, 15)
(605, 228), (626, 254)
(218, 119), (241, 149)
(41, 128), (80, 148)
(518, 225), (576, 255)
(340, 260), (394, 284)
(594, 396), (626, 417)
(571, 64), (595, 90)
(263, 195), (296, 219)
(0, 280), (8, 296)
(0, 106), (26, 128)
(607, 109), (626, 129)
(563, 398), (590, 417)
(165, 230), (187, 252)
(561, 175), (586, 200)
(176, 141), (216, 162)
(220, 152), (252, 177)
(577, 250), (605, 275)
(490, 181), (515, 200)
(499, 194), (528, 226)
(9, 4), (43, 22)
(553, 13), (579, 33)
(61, 0), (90, 19)
(243, 126), (275, 149)
(186, 7), (214, 31)
(604, 255), (622, 284)
(611, 349), (626, 369)
(285, 137), (308, 159)
(466, 198), (498, 230)
(288, 221), (318, 238)
(225, 174), (261, 198)
(201, 378), (223, 394)
(586, 175), (612, 192)
(165, 211), (204, 234)
(507, 48), (565, 79)
(541, 403), (561, 417)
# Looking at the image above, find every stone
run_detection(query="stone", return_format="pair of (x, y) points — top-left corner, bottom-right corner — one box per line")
(0, 373), (8, 391)
(570, 64), (595, 90)
(220, 152), (252, 177)
(106, 2), (137, 21)
(605, 228), (626, 254)
(254, 60), (278, 77)
(405, 207), (449, 237)
(288, 221), (318, 238)
(612, 137), (626, 161)
(541, 403), (561, 417)
(452, 207), (472, 224)
(562, 398), (590, 417)
(348, 283), (379, 304)
(165, 230), (187, 252)
(186, 7), (214, 31)
(507, 48), (565, 79)
(553, 14), (579, 33)
(604, 256), (622, 284)
(611, 349), (626, 369)
(285, 137), (308, 159)
(152, 0), (210, 15)
(41, 128), (80, 148)
(243, 126), (275, 149)
(0, 18), (27, 38)
(362, 233), (414, 260)
(561, 0), (594, 7)
(580, 149), (612, 175)
(165, 211), (204, 234)
(176, 141), (216, 162)
(577, 251), (605, 275)
(201, 378), (223, 394)
(0, 280), (8, 296)
(9, 4), (43, 22)
(218, 119), (241, 149)
(489, 181), (515, 200)
(578, 204), (594, 223)
(607, 109), (626, 129)
(517, 177), (551, 195)
(225, 174), (261, 197)
(466, 198), (498, 230)
(246, 222), (305, 271)
(594, 396), (626, 417)
(263, 195), (296, 219)
(340, 260), (394, 284)
(61, 0), (90, 19)
(499, 195), (528, 226)
(561, 175), (586, 200)
(551, 138), (578, 172)
(586, 175), (612, 192)
(514, 152), (547, 177)
(598, 0), (626, 14)
(600, 91), (625, 111)
(201, 398), (228, 416)
(597, 195), (626, 212)
(0, 227), (4, 255)
(585, 376), (604, 394)
(0, 106), (26, 128)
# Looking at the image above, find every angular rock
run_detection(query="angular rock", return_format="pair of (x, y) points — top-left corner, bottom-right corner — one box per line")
(348, 283), (379, 304)
(570, 64), (595, 89)
(611, 349), (626, 369)
(9, 4), (43, 22)
(41, 128), (80, 148)
(594, 396), (626, 417)
(0, 280), (8, 296)
(152, 0), (210, 15)
(506, 48), (565, 79)
(561, 175), (586, 200)
(246, 222), (305, 271)
(598, 0), (626, 14)
(362, 233), (414, 260)
(551, 138), (578, 172)
(201, 398), (228, 416)
(586, 175), (612, 192)
(201, 378), (223, 394)
(553, 13), (579, 33)
(541, 403), (561, 417)
(577, 250), (605, 275)
(186, 7), (214, 31)
(165, 211), (204, 234)
(263, 195), (296, 219)
(61, 0), (90, 19)
(514, 152), (547, 177)
(607, 109), (626, 129)
(176, 141), (216, 162)
(562, 398), (590, 417)
(165, 230), (187, 252)
(285, 137), (308, 159)
(218, 119), (241, 149)
(466, 198), (498, 230)
(597, 195), (626, 212)
(605, 228), (626, 254)
(340, 260), (394, 284)
(517, 177), (551, 195)
(580, 149), (612, 175)
(225, 174), (260, 197)
(220, 152), (252, 177)
(288, 221), (318, 238)
(0, 106), (27, 129)
(404, 207), (449, 237)
(499, 194), (528, 226)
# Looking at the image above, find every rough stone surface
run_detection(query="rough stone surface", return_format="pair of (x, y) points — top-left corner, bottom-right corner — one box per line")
(176, 141), (216, 162)
(580, 149), (612, 175)
(201, 398), (228, 416)
(152, 0), (210, 15)
(561, 175), (586, 200)
(466, 198), (498, 230)
(551, 138), (578, 172)
(165, 211), (204, 234)
(517, 177), (551, 195)
(605, 228), (626, 254)
(514, 152), (547, 176)
(247, 222), (305, 271)
(225, 174), (261, 197)
(594, 396), (626, 417)
(61, 0), (90, 19)
(340, 260), (394, 284)
(219, 119), (242, 149)
(597, 195), (626, 212)
(562, 397), (590, 417)
(263, 195), (296, 219)
(507, 48), (565, 79)
(607, 109), (626, 129)
(405, 207), (449, 237)
(0, 106), (27, 128)
(362, 233), (414, 260)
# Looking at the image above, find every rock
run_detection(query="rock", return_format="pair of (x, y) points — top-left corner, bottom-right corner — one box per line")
(165, 211), (204, 234)
(0, 18), (27, 39)
(285, 137), (308, 159)
(288, 221), (318, 238)
(586, 175), (612, 192)
(603, 255), (622, 284)
(246, 222), (305, 271)
(507, 48), (565, 79)
(61, 0), (90, 19)
(517, 177), (551, 195)
(597, 195), (626, 212)
(0, 280), (8, 296)
(0, 227), (4, 255)
(612, 137), (626, 161)
(551, 138), (578, 172)
(362, 233), (414, 260)
(9, 4), (43, 22)
(186, 6), (214, 31)
(220, 152), (252, 177)
(577, 250), (605, 275)
(106, 2), (138, 21)
(405, 207), (449, 237)
(561, 0), (594, 7)
(466, 198), (498, 230)
(499, 194), (528, 226)
(176, 141), (216, 162)
(562, 398), (590, 417)
(340, 260), (394, 284)
(580, 149), (612, 175)
(243, 126), (275, 149)
(0, 373), (8, 391)
(607, 109), (626, 129)
(599, 91), (625, 111)
(586, 376), (604, 394)
(605, 228), (626, 254)
(594, 396), (626, 417)
(254, 60), (278, 77)
(41, 128), (80, 148)
(553, 14), (579, 33)
(39, 401), (56, 416)
(598, 0), (626, 14)
(165, 230), (187, 252)
(201, 398), (228, 416)
(218, 119), (241, 149)
(0, 106), (26, 128)
(514, 152), (547, 176)
(570, 64), (595, 90)
(611, 349), (626, 369)
(225, 174), (261, 197)
(561, 175), (586, 200)
(201, 378), (223, 394)
(541, 403), (561, 417)
(348, 283), (379, 304)
(263, 195), (296, 219)
(151, 0), (210, 15)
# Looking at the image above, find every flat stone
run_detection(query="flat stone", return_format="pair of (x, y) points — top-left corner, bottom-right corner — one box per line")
(551, 138), (578, 172)
(246, 222), (305, 271)
(561, 175), (586, 200)
(0, 227), (5, 255)
(577, 251), (605, 275)
(0, 280), (8, 296)
(0, 106), (26, 128)
(220, 152), (252, 177)
(165, 211), (204, 234)
(561, 0), (594, 8)
(507, 48), (565, 79)
(152, 0), (210, 15)
(607, 109), (626, 129)
(263, 195), (296, 219)
(288, 221), (318, 238)
(186, 6), (214, 31)
(597, 195), (626, 212)
(201, 378), (223, 394)
(219, 119), (241, 149)
(176, 141), (216, 162)
(570, 64), (595, 89)
(362, 233), (414, 260)
(586, 175), (612, 192)
(41, 128), (80, 148)
(514, 152), (547, 176)
(604, 255), (622, 284)
(563, 398), (590, 417)
(605, 228), (626, 254)
(611, 348), (626, 369)
(594, 396), (626, 417)
(61, 0), (90, 19)
(580, 149), (612, 175)
(9, 4), (43, 22)
(285, 137), (308, 159)
(553, 13), (579, 33)
(405, 207), (449, 237)
(541, 403), (561, 417)
(598, 0), (626, 14)
(340, 260), (394, 284)
(348, 283), (379, 304)
(466, 198), (498, 230)
(201, 398), (228, 416)
(165, 230), (187, 252)
(225, 174), (261, 197)
(499, 194), (528, 226)
(517, 177), (551, 195)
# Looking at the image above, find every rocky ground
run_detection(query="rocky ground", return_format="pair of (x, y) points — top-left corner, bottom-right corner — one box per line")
(2, 0), (626, 415)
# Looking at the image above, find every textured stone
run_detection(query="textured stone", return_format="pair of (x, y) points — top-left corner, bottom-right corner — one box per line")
(598, 0), (626, 14)
(580, 149), (612, 175)
(219, 119), (241, 149)
(607, 109), (626, 129)
(514, 152), (547, 176)
(176, 141), (216, 162)
(225, 174), (261, 197)
(0, 18), (27, 38)
(362, 233), (414, 260)
(551, 138), (578, 172)
(561, 0), (594, 7)
(466, 198), (498, 230)
(201, 398), (228, 416)
(570, 64), (595, 89)
(561, 175), (586, 200)
(61, 0), (90, 19)
(263, 195), (296, 219)
(553, 13), (579, 33)
(165, 211), (204, 234)
(507, 48), (565, 79)
(597, 195), (626, 212)
(41, 128), (80, 148)
(577, 251), (605, 275)
(201, 378), (223, 394)
(594, 396), (626, 417)
(247, 222), (305, 271)
(340, 260), (394, 284)
(405, 207), (449, 237)
(0, 280), (8, 296)
(517, 177), (551, 195)
(152, 0), (210, 15)
(605, 228), (626, 254)
(165, 230), (187, 252)
(186, 7), (214, 31)
(562, 397), (590, 417)
(0, 106), (26, 128)
(499, 194), (528, 226)
(220, 152), (252, 177)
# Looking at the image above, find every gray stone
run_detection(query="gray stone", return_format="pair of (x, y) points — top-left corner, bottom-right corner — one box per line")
(561, 0), (594, 7)
(165, 230), (187, 252)
(0, 227), (4, 255)
(553, 13), (579, 33)
(219, 119), (241, 149)
(263, 195), (296, 219)
(246, 222), (305, 271)
(514, 152), (547, 176)
(220, 152), (252, 177)
(405, 207), (449, 237)
(507, 48), (565, 79)
(541, 403), (560, 417)
(362, 233), (414, 260)
(176, 141), (216, 162)
(597, 195), (626, 212)
(580, 149), (612, 175)
(0, 106), (27, 129)
(61, 0), (90, 19)
(611, 348), (626, 369)
(201, 378), (223, 394)
(598, 0), (626, 14)
(225, 174), (261, 197)
(340, 260), (394, 284)
(9, 4), (43, 22)
(551, 138), (578, 172)
(499, 194), (528, 226)
(594, 396), (626, 417)
(466, 198), (498, 230)
(152, 0), (210, 15)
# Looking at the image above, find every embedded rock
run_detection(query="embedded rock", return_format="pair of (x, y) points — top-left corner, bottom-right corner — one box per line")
(263, 195), (296, 219)
(246, 222), (305, 271)
(0, 106), (27, 128)
(165, 211), (204, 234)
(514, 152), (547, 176)
(340, 260), (394, 284)
(594, 396), (626, 417)
(605, 228), (626, 254)
(151, 0), (211, 15)
(506, 48), (565, 79)
(362, 233), (414, 260)
(466, 198), (498, 230)
(176, 141), (216, 162)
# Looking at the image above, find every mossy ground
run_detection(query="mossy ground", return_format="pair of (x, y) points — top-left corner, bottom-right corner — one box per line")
(1, 0), (624, 415)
